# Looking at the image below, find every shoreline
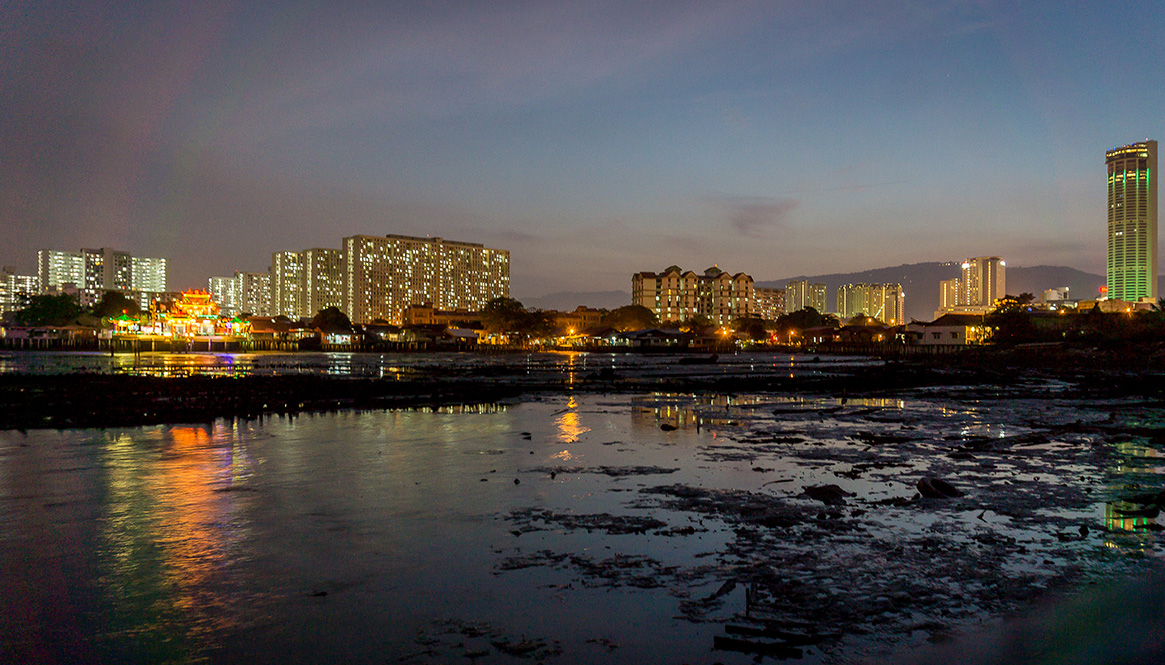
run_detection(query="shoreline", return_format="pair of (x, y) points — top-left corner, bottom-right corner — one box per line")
(3, 347), (1164, 430)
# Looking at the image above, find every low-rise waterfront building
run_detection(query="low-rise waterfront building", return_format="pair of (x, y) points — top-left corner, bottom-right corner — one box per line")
(907, 313), (986, 346)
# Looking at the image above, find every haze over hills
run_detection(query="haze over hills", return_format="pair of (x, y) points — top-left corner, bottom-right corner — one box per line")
(523, 263), (1140, 322)
(518, 290), (631, 312)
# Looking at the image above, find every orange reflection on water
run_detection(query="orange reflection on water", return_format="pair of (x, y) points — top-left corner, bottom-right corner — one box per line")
(102, 423), (255, 648)
(554, 396), (589, 442)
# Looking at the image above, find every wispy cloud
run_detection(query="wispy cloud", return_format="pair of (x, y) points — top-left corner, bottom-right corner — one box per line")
(709, 196), (800, 237)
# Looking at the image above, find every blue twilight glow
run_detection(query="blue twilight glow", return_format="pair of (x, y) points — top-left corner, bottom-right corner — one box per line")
(1, 2), (1162, 297)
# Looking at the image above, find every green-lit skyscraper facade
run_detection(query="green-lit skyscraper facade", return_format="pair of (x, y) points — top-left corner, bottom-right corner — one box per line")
(1106, 140), (1157, 302)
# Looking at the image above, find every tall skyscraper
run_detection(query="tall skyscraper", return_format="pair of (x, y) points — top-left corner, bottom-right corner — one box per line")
(1106, 140), (1158, 302)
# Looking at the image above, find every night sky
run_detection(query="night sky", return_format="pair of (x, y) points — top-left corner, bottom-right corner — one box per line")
(2, 1), (1161, 298)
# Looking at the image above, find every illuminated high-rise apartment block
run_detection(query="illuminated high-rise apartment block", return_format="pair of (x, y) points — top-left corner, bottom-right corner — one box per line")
(933, 257), (1005, 318)
(132, 257), (168, 294)
(37, 250), (84, 291)
(837, 283), (905, 324)
(342, 234), (510, 324)
(939, 278), (960, 310)
(208, 276), (240, 316)
(0, 267), (39, 317)
(960, 257), (1005, 308)
(785, 279), (827, 314)
(237, 271), (272, 317)
(753, 287), (786, 320)
(37, 247), (166, 308)
(269, 248), (344, 319)
(632, 266), (755, 325)
(1106, 140), (1157, 302)
(304, 248), (344, 316)
(271, 251), (306, 318)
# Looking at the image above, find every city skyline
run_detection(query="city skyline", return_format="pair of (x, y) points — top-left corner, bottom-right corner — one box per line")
(2, 3), (1163, 297)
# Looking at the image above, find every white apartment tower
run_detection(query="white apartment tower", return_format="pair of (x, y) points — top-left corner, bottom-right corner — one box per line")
(0, 267), (39, 317)
(208, 276), (240, 316)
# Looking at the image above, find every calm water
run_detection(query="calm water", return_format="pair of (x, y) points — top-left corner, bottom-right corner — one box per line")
(3, 390), (1163, 663)
(0, 349), (878, 380)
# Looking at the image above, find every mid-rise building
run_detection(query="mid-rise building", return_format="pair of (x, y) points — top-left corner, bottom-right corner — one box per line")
(1106, 140), (1158, 302)
(837, 283), (906, 325)
(632, 266), (754, 325)
(753, 287), (786, 320)
(342, 234), (510, 324)
(785, 280), (827, 314)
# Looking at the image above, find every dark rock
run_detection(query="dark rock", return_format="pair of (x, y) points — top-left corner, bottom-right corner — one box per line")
(802, 484), (852, 505)
(917, 477), (963, 499)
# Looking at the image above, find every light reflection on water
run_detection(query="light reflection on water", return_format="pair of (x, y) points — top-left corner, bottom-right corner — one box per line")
(2, 391), (1164, 663)
(0, 349), (880, 379)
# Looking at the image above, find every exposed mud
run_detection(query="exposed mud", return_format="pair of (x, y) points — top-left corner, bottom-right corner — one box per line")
(493, 383), (1165, 662)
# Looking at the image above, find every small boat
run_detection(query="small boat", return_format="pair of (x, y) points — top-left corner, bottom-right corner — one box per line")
(678, 353), (718, 365)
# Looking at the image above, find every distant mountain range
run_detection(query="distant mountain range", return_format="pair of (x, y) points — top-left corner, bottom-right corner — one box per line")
(522, 264), (1160, 321)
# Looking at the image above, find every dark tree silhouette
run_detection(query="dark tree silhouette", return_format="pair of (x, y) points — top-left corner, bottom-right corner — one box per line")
(14, 294), (84, 325)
